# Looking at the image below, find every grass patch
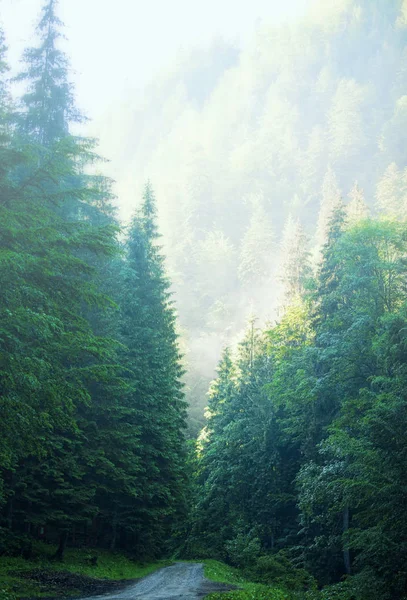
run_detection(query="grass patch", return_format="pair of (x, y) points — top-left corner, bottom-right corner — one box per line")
(0, 542), (172, 600)
(202, 559), (294, 600)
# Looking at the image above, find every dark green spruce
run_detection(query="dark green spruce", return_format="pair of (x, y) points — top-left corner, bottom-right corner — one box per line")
(0, 0), (188, 561)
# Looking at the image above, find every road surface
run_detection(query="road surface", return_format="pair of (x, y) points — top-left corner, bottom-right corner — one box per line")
(81, 562), (235, 600)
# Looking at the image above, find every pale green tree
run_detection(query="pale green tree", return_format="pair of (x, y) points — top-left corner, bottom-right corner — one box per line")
(315, 166), (342, 253)
(238, 197), (275, 285)
(346, 182), (370, 225)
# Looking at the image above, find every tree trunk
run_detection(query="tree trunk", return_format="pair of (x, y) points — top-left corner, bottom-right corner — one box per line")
(26, 501), (32, 534)
(343, 506), (351, 575)
(5, 471), (14, 530)
(6, 496), (13, 531)
(110, 511), (117, 551)
(54, 530), (68, 561)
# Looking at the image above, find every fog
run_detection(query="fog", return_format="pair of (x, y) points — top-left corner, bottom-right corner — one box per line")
(0, 0), (310, 117)
(2, 0), (406, 433)
(88, 0), (407, 432)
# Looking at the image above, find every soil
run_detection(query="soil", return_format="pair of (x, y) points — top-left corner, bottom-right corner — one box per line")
(14, 568), (137, 599)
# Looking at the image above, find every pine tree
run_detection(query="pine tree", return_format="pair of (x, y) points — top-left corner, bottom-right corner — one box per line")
(314, 203), (347, 327)
(118, 183), (188, 556)
(315, 166), (342, 256)
(195, 321), (301, 561)
(376, 162), (407, 219)
(0, 28), (10, 125)
(0, 0), (121, 557)
(192, 347), (238, 555)
(16, 0), (82, 145)
(15, 0), (117, 225)
(279, 215), (312, 301)
(238, 200), (274, 285)
(346, 182), (369, 225)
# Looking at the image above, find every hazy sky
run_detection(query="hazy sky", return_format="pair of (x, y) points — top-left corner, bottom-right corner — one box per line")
(1, 0), (311, 121)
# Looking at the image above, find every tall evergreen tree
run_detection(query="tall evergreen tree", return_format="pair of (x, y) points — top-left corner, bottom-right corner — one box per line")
(279, 215), (311, 301)
(0, 0), (121, 557)
(315, 167), (342, 257)
(238, 199), (274, 285)
(346, 182), (370, 225)
(16, 0), (81, 145)
(118, 183), (188, 557)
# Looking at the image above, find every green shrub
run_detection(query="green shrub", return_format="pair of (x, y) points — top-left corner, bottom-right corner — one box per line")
(306, 570), (390, 600)
(250, 552), (317, 591)
(225, 532), (261, 569)
(0, 532), (33, 559)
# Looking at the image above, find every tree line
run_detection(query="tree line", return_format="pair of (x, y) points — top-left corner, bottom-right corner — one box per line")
(190, 204), (407, 599)
(0, 0), (187, 560)
(103, 0), (407, 436)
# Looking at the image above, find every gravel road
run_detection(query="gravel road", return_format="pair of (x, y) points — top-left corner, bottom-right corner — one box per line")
(81, 562), (235, 600)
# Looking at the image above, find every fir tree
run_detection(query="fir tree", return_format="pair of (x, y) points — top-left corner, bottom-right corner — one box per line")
(0, 0), (120, 557)
(346, 182), (369, 225)
(238, 199), (274, 285)
(16, 0), (82, 145)
(279, 215), (312, 301)
(118, 183), (188, 556)
(315, 167), (342, 257)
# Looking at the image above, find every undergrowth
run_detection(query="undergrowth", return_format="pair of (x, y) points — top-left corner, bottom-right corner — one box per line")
(203, 559), (294, 600)
(0, 541), (171, 600)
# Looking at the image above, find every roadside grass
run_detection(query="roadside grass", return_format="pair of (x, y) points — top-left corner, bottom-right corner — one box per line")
(202, 559), (294, 600)
(0, 541), (172, 600)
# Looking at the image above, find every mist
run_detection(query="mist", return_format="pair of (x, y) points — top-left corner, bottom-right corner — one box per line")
(88, 0), (407, 433)
(1, 0), (407, 592)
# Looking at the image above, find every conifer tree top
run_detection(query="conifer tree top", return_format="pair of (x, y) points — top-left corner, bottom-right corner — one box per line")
(141, 182), (160, 241)
(16, 0), (82, 145)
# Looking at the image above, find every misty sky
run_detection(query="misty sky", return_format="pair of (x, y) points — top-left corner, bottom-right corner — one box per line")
(1, 0), (311, 120)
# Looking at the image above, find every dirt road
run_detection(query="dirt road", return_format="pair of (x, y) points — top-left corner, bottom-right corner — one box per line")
(82, 562), (235, 600)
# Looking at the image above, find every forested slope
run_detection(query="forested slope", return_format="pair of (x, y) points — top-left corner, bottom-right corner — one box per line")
(0, 0), (187, 560)
(1, 2), (407, 600)
(95, 0), (407, 433)
(190, 209), (407, 599)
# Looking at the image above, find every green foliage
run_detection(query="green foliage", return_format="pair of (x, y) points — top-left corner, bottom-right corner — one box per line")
(2, 4), (407, 600)
(305, 570), (389, 600)
(194, 214), (407, 598)
(250, 553), (317, 592)
(114, 182), (188, 557)
(207, 583), (289, 600)
(0, 541), (172, 599)
(0, 0), (188, 562)
(225, 532), (262, 569)
(108, 0), (407, 432)
(203, 559), (294, 600)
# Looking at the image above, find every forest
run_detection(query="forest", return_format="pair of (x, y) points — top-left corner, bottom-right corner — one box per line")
(98, 0), (407, 434)
(0, 1), (407, 600)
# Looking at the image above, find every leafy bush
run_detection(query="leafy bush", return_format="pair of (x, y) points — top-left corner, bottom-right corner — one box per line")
(203, 559), (292, 600)
(250, 552), (317, 591)
(306, 570), (391, 600)
(225, 531), (261, 568)
(0, 532), (33, 559)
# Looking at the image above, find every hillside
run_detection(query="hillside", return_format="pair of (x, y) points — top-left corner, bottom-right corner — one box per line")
(94, 0), (407, 432)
